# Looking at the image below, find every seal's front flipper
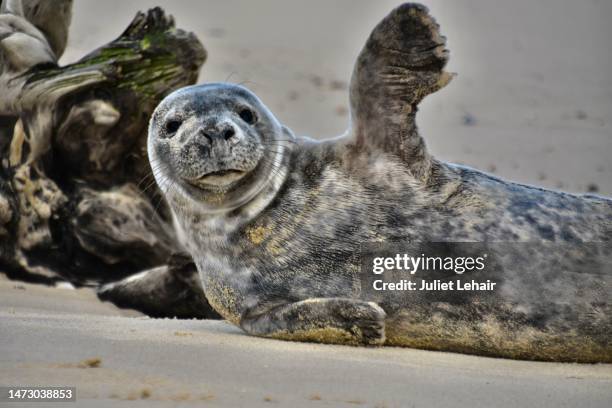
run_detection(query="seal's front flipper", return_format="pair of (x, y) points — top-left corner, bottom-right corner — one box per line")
(240, 298), (386, 345)
(349, 3), (452, 181)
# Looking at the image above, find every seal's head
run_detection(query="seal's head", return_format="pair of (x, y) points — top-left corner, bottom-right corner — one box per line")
(148, 83), (292, 212)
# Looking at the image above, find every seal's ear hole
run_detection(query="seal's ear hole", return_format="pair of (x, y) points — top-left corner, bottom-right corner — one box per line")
(165, 120), (182, 135)
(239, 108), (257, 125)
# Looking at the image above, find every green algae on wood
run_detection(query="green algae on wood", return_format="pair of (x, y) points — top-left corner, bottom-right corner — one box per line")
(0, 5), (209, 322)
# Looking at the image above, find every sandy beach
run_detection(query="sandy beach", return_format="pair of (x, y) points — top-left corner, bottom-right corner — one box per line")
(2, 1), (612, 407)
(2, 278), (611, 407)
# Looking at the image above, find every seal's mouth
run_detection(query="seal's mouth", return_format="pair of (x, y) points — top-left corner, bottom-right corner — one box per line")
(185, 169), (246, 188)
(202, 169), (244, 178)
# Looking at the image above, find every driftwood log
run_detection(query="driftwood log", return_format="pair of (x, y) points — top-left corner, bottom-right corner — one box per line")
(0, 0), (219, 318)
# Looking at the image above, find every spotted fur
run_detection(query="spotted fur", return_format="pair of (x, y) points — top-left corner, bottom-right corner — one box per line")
(148, 3), (612, 362)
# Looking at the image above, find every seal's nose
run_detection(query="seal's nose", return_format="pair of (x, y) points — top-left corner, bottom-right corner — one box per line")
(199, 123), (236, 144)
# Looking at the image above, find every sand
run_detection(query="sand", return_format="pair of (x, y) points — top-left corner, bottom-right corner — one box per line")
(1, 279), (611, 408)
(2, 1), (612, 407)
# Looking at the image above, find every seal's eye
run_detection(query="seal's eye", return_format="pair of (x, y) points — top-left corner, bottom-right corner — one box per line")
(239, 108), (257, 125)
(165, 120), (182, 135)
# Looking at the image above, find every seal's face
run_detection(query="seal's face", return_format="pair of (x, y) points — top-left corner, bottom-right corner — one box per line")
(148, 83), (290, 212)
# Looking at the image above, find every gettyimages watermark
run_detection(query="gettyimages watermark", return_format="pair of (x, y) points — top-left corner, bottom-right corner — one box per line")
(359, 241), (611, 296)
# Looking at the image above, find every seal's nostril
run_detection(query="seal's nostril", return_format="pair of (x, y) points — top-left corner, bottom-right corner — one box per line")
(223, 128), (235, 140)
(197, 144), (209, 157)
(200, 129), (213, 144)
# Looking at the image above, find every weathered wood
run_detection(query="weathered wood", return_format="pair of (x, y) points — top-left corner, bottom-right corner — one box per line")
(98, 253), (222, 319)
(0, 2), (216, 318)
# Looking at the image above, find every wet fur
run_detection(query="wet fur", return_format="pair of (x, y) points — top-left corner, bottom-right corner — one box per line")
(149, 4), (612, 362)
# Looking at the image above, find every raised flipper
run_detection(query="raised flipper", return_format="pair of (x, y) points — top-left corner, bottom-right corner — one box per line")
(349, 3), (452, 181)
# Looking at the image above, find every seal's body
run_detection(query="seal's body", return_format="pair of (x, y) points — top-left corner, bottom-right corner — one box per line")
(148, 4), (611, 362)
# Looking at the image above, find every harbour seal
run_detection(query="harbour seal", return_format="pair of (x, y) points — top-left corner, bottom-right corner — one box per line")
(148, 3), (611, 362)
